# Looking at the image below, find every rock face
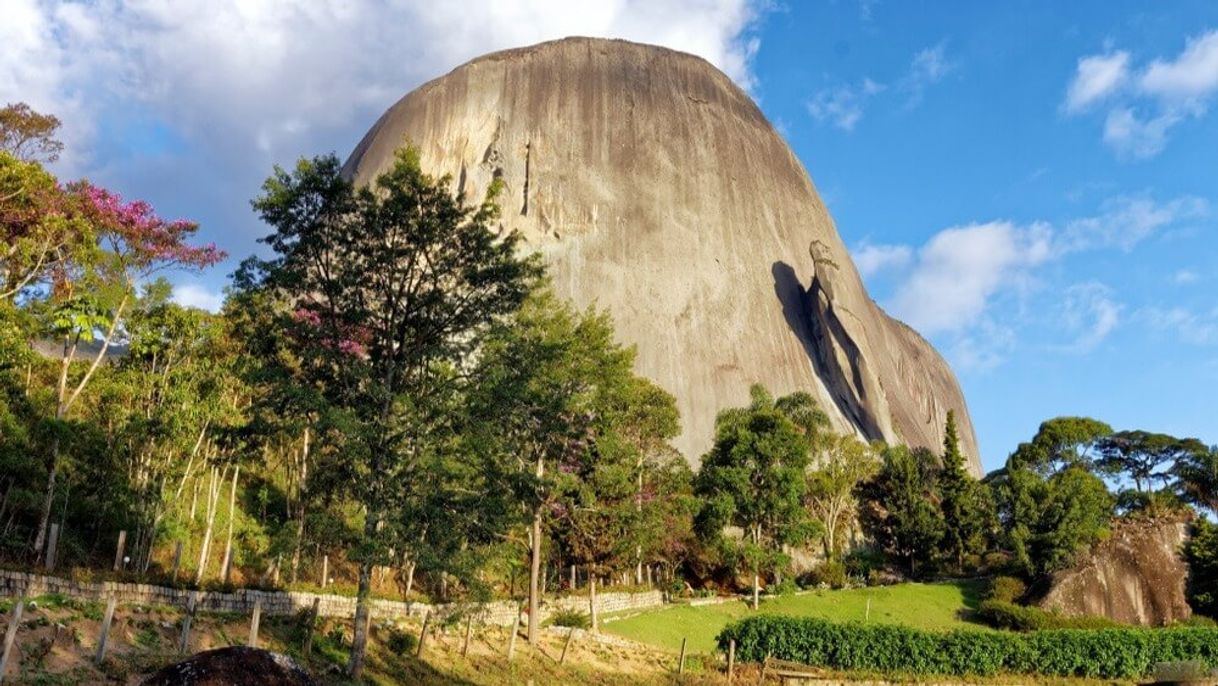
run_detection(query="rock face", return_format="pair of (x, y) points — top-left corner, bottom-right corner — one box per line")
(1040, 515), (1193, 626)
(141, 647), (315, 685)
(344, 37), (981, 473)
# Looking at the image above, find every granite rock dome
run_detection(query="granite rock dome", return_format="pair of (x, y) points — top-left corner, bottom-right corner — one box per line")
(344, 37), (981, 474)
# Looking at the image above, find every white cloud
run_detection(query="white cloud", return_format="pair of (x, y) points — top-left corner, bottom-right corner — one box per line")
(1139, 30), (1218, 99)
(0, 0), (768, 226)
(1054, 282), (1121, 353)
(903, 43), (953, 106)
(808, 78), (884, 131)
(1064, 51), (1130, 113)
(1065, 29), (1218, 158)
(852, 243), (912, 278)
(172, 283), (225, 313)
(1059, 194), (1208, 251)
(875, 195), (1201, 357)
(1142, 306), (1218, 346)
(1173, 269), (1200, 284)
(888, 221), (1052, 334)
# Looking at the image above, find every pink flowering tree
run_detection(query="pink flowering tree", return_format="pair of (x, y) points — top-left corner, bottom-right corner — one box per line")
(30, 180), (223, 557)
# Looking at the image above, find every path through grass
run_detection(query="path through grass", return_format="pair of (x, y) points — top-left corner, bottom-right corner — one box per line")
(604, 580), (986, 655)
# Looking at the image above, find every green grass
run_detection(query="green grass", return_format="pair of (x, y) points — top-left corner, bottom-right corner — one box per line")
(604, 580), (987, 655)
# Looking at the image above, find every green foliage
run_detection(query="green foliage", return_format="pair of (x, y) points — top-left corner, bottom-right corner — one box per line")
(385, 627), (417, 655)
(1008, 416), (1112, 476)
(717, 615), (1218, 679)
(1174, 445), (1218, 516)
(938, 412), (993, 572)
(1185, 519), (1218, 617)
(990, 461), (1114, 579)
(984, 576), (1026, 604)
(858, 446), (943, 577)
(548, 608), (592, 629)
(694, 384), (819, 605)
(806, 560), (848, 589)
(1095, 430), (1208, 496)
(974, 600), (1116, 631)
(804, 433), (877, 560)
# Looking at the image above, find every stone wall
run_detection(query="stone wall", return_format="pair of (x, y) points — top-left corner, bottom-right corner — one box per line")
(0, 569), (663, 627)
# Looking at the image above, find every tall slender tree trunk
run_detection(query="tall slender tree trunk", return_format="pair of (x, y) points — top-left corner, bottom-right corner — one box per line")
(528, 453), (545, 646)
(195, 466), (223, 585)
(589, 567), (599, 633)
(290, 428), (309, 584)
(219, 466), (239, 582)
(347, 515), (377, 679)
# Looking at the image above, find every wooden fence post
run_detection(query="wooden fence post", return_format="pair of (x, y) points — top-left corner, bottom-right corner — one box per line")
(416, 610), (431, 657)
(320, 555), (328, 588)
(677, 637), (687, 674)
(727, 639), (736, 684)
(0, 595), (25, 683)
(247, 594), (262, 648)
(559, 627), (575, 665)
(95, 596), (117, 664)
(179, 592), (198, 654)
(113, 531), (127, 572)
(506, 602), (523, 661)
(461, 615), (473, 657)
(302, 597), (320, 657)
(44, 524), (59, 571)
(171, 542), (184, 583)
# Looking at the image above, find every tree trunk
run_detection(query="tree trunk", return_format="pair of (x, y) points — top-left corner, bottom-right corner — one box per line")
(528, 506), (543, 645)
(195, 466), (223, 585)
(219, 467), (239, 583)
(589, 566), (599, 633)
(290, 428), (310, 585)
(32, 436), (61, 560)
(347, 517), (376, 679)
(527, 453), (545, 646)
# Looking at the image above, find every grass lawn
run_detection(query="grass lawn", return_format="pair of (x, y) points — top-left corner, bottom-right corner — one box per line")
(604, 580), (987, 655)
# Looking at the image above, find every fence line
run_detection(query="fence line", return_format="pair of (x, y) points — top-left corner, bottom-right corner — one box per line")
(0, 569), (664, 627)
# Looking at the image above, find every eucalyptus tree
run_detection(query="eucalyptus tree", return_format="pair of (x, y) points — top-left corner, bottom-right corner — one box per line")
(249, 148), (539, 677)
(695, 384), (818, 609)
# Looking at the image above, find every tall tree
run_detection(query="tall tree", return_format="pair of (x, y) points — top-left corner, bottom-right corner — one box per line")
(804, 433), (877, 560)
(468, 290), (677, 642)
(694, 385), (817, 609)
(858, 446), (944, 577)
(0, 103), (64, 164)
(30, 178), (221, 557)
(249, 149), (539, 678)
(1175, 445), (1218, 517)
(937, 411), (991, 572)
(1095, 430), (1207, 495)
(1008, 417), (1112, 476)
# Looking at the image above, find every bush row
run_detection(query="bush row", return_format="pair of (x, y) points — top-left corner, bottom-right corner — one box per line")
(716, 616), (1218, 679)
(975, 600), (1117, 631)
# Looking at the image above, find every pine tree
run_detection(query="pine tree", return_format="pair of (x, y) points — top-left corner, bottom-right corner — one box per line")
(937, 411), (989, 572)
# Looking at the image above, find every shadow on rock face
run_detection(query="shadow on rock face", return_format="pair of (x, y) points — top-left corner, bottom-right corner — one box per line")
(141, 647), (315, 686)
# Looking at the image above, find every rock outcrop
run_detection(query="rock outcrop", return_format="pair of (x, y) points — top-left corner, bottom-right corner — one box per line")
(141, 647), (315, 685)
(1040, 515), (1193, 626)
(344, 37), (981, 473)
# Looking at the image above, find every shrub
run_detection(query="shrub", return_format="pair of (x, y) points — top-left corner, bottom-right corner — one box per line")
(976, 600), (1117, 631)
(808, 560), (848, 589)
(986, 576), (1026, 604)
(716, 616), (1218, 679)
(548, 608), (591, 629)
(773, 578), (799, 596)
(386, 627), (417, 655)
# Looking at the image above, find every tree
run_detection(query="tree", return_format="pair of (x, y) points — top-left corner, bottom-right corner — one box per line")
(804, 433), (877, 560)
(1184, 519), (1218, 618)
(694, 384), (817, 609)
(937, 411), (991, 571)
(858, 446), (943, 577)
(249, 149), (539, 678)
(1008, 417), (1112, 476)
(468, 290), (678, 640)
(1175, 445), (1218, 517)
(29, 176), (222, 558)
(1095, 430), (1208, 495)
(0, 103), (64, 164)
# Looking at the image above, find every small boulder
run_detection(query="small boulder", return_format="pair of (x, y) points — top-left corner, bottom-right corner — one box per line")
(141, 647), (315, 686)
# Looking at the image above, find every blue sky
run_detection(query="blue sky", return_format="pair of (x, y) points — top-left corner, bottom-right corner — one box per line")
(3, 1), (1215, 471)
